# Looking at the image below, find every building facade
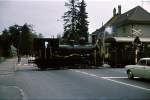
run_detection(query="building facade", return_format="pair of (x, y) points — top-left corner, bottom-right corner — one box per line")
(113, 6), (150, 37)
(92, 6), (150, 67)
(93, 6), (150, 38)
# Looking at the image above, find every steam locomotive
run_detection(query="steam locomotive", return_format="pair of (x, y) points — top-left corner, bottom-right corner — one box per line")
(33, 38), (97, 70)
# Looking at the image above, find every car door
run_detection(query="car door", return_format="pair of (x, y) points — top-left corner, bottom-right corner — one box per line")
(144, 60), (150, 79)
(134, 60), (145, 78)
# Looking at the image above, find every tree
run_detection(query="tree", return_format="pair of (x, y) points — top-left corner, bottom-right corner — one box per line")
(63, 0), (89, 43)
(63, 0), (79, 42)
(76, 0), (89, 43)
(9, 24), (22, 49)
(0, 24), (38, 57)
(1, 29), (12, 57)
(8, 24), (37, 56)
(19, 23), (33, 55)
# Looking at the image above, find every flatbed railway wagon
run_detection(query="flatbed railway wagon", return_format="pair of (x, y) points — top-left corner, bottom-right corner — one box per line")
(33, 38), (97, 69)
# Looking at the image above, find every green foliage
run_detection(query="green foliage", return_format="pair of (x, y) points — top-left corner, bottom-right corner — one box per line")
(63, 0), (79, 42)
(9, 24), (22, 48)
(63, 0), (89, 44)
(76, 0), (89, 43)
(19, 24), (34, 55)
(0, 23), (38, 57)
(0, 29), (12, 57)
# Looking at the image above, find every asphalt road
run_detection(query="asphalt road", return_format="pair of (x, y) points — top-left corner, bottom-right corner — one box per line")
(1, 58), (150, 100)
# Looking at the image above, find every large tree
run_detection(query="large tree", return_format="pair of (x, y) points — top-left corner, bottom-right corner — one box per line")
(63, 0), (79, 42)
(9, 24), (22, 49)
(63, 0), (89, 43)
(0, 24), (38, 57)
(76, 0), (89, 43)
(8, 24), (37, 55)
(19, 24), (34, 55)
(1, 29), (12, 57)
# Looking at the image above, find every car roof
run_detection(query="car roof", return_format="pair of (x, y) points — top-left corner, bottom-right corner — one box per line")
(140, 58), (150, 60)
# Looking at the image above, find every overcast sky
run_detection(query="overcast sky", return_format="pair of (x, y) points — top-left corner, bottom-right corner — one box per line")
(0, 0), (150, 37)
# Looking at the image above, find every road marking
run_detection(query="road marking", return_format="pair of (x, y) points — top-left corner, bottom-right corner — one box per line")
(101, 77), (127, 79)
(71, 69), (150, 92)
(1, 85), (27, 100)
(11, 86), (27, 100)
(101, 77), (139, 79)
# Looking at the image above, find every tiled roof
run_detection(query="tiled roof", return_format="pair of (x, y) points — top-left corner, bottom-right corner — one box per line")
(92, 6), (150, 35)
(115, 6), (150, 27)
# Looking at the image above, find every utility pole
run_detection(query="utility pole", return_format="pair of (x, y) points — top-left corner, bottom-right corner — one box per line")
(102, 30), (106, 66)
(18, 30), (22, 64)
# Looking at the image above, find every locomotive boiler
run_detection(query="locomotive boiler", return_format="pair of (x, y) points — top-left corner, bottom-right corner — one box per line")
(33, 38), (97, 70)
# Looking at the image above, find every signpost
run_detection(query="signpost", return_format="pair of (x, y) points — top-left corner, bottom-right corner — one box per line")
(134, 36), (142, 63)
(131, 28), (143, 63)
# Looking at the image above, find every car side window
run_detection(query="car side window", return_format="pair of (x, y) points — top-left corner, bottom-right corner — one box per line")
(146, 60), (150, 66)
(138, 60), (146, 66)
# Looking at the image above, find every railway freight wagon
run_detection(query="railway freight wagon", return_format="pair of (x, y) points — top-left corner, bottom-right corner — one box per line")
(33, 38), (97, 69)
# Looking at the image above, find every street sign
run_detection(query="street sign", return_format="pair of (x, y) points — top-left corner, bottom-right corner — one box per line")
(131, 28), (143, 37)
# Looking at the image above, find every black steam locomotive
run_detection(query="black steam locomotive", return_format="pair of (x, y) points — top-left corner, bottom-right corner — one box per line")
(33, 38), (97, 70)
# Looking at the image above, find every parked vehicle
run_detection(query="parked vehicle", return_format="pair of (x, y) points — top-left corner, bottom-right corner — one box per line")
(125, 58), (150, 79)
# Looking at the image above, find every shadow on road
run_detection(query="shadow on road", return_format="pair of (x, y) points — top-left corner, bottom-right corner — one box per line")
(131, 78), (150, 83)
(16, 66), (69, 72)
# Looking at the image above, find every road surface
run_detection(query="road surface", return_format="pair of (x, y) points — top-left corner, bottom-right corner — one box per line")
(0, 58), (150, 100)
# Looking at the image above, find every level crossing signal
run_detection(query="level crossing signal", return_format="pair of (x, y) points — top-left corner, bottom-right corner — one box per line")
(131, 28), (143, 37)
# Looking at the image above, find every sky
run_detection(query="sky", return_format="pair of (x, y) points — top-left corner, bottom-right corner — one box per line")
(0, 0), (150, 37)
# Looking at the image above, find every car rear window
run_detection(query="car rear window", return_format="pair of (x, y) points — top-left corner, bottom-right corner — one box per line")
(138, 60), (146, 65)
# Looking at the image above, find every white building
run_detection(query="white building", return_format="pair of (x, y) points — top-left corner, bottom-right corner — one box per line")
(93, 5), (150, 38)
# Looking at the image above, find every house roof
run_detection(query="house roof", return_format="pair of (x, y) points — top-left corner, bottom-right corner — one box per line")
(115, 6), (150, 27)
(92, 6), (150, 36)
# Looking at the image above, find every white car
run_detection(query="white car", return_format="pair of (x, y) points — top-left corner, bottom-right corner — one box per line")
(125, 58), (150, 79)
